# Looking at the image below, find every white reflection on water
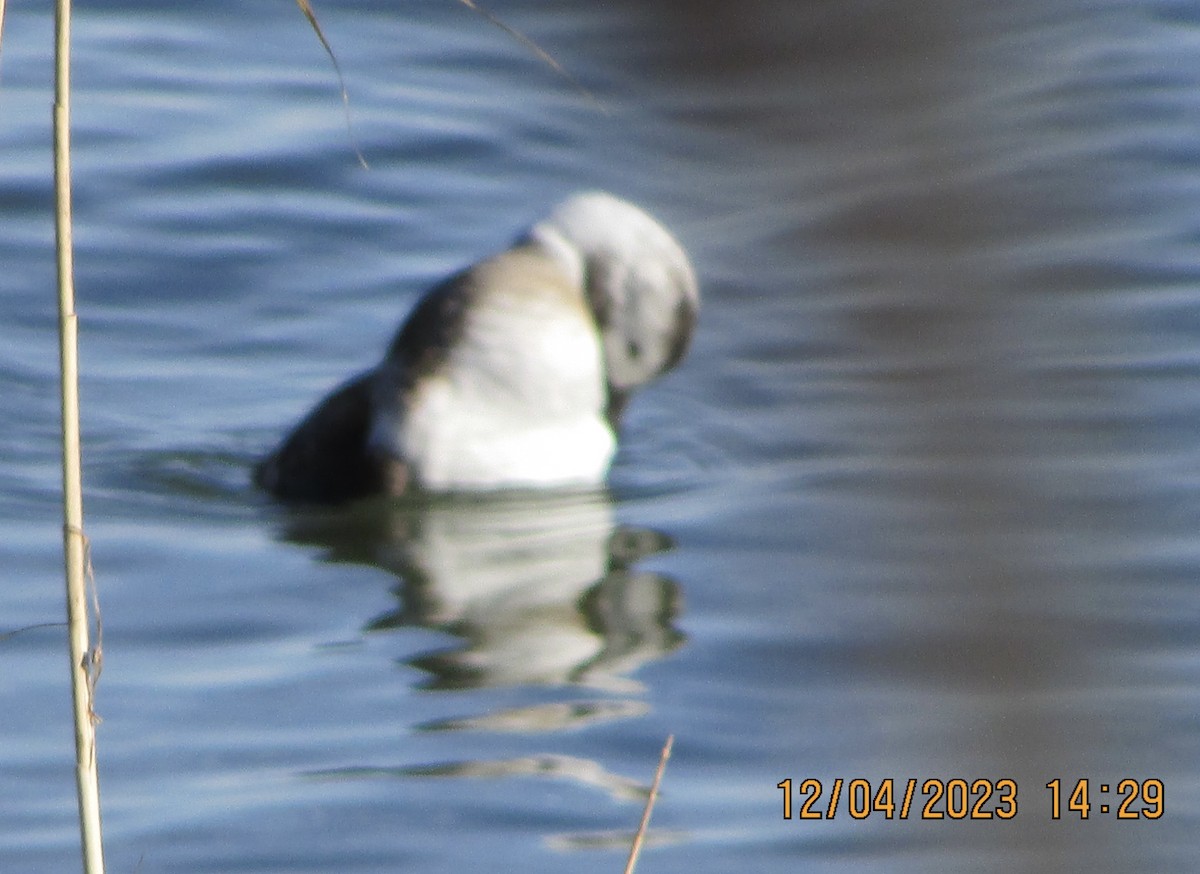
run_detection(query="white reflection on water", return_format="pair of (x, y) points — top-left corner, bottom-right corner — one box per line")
(270, 491), (683, 694)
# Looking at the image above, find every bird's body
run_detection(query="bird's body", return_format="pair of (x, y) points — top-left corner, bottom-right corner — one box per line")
(255, 192), (698, 503)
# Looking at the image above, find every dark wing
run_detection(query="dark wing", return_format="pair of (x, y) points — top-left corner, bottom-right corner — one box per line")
(384, 260), (486, 381)
(257, 258), (489, 504)
(254, 372), (406, 504)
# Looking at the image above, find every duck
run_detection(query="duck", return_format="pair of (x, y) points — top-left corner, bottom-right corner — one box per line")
(254, 192), (699, 503)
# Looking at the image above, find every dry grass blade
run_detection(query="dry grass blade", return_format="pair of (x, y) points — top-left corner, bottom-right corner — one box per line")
(81, 528), (104, 726)
(294, 0), (369, 168)
(0, 622), (68, 642)
(624, 735), (674, 874)
(454, 0), (605, 112)
(1, 0), (7, 67)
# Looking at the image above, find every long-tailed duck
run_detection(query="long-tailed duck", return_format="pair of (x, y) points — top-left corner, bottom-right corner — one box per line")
(255, 192), (698, 503)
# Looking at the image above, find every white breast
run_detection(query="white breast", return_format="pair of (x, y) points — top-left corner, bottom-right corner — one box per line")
(371, 248), (616, 491)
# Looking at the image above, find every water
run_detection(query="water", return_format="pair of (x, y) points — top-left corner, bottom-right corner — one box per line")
(2, 0), (1199, 871)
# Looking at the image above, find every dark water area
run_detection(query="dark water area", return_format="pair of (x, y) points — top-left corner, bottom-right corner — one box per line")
(2, 0), (1198, 871)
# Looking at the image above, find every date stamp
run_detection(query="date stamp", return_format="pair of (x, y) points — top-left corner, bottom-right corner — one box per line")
(777, 778), (1017, 820)
(777, 777), (1164, 821)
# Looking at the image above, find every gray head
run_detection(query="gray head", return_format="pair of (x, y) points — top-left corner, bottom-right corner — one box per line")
(528, 192), (699, 404)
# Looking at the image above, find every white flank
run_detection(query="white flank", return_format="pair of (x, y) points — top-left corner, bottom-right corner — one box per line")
(374, 248), (616, 490)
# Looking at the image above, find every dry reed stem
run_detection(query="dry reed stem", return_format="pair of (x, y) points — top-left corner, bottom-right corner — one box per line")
(55, 0), (106, 869)
(623, 735), (673, 874)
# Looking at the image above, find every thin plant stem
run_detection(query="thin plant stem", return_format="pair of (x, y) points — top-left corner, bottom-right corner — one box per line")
(292, 0), (368, 168)
(623, 735), (673, 874)
(54, 0), (106, 870)
(453, 0), (603, 111)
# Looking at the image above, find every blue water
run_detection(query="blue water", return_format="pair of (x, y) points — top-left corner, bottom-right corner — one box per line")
(2, 0), (1199, 871)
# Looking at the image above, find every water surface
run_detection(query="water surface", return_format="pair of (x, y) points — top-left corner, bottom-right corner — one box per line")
(2, 0), (1198, 871)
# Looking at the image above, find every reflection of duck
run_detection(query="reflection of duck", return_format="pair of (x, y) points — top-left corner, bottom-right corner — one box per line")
(276, 491), (684, 695)
(256, 193), (699, 503)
